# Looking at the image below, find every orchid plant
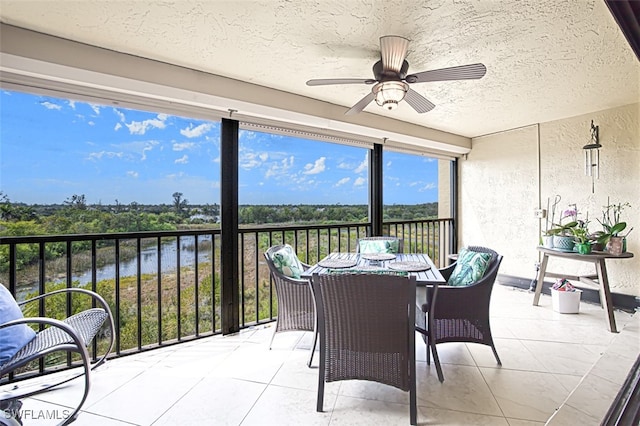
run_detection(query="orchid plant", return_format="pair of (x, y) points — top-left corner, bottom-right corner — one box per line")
(594, 199), (633, 245)
(571, 221), (590, 244)
(547, 204), (578, 236)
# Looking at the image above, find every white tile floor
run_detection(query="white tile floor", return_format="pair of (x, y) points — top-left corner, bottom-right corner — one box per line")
(3, 283), (638, 426)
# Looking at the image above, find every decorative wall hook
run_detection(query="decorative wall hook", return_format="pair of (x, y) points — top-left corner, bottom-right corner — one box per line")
(583, 120), (601, 193)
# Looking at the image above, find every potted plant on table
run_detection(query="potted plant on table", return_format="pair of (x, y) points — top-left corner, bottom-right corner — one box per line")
(593, 199), (633, 255)
(548, 205), (578, 251)
(571, 222), (591, 254)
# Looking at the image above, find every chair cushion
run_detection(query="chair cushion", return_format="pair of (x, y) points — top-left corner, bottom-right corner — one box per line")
(358, 239), (399, 254)
(447, 248), (492, 287)
(0, 285), (36, 365)
(270, 244), (304, 279)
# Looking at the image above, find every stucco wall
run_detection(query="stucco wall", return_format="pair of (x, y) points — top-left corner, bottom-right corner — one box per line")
(460, 103), (639, 297)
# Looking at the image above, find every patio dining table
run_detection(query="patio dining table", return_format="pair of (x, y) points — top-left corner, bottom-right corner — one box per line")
(302, 252), (444, 285)
(301, 252), (446, 309)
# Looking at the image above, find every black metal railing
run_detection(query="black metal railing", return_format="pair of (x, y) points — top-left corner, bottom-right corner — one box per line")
(0, 218), (453, 379)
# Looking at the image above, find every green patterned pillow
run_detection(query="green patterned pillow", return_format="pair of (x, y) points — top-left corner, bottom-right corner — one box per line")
(270, 244), (304, 279)
(448, 248), (492, 287)
(358, 239), (399, 254)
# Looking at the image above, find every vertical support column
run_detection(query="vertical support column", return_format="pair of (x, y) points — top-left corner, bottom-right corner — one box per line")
(369, 143), (383, 236)
(449, 158), (458, 255)
(220, 118), (240, 335)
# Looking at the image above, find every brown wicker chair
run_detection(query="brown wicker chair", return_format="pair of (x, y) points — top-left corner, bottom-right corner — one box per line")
(264, 245), (317, 366)
(416, 246), (503, 382)
(311, 272), (417, 425)
(356, 236), (404, 253)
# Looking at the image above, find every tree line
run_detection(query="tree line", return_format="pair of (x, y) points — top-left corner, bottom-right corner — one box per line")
(0, 192), (438, 236)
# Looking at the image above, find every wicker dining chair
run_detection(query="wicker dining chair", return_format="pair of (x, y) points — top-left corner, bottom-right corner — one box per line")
(416, 245), (503, 382)
(311, 272), (417, 425)
(0, 286), (115, 426)
(264, 244), (317, 366)
(356, 236), (404, 254)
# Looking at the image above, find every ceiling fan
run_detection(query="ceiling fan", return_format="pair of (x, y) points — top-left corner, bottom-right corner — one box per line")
(306, 35), (487, 115)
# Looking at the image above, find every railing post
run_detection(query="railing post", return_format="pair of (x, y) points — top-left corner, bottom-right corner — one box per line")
(220, 118), (240, 335)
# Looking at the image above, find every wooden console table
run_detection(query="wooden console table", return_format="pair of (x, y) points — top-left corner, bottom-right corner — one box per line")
(533, 247), (634, 333)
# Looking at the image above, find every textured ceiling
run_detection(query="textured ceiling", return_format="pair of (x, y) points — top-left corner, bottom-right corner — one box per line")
(0, 0), (638, 138)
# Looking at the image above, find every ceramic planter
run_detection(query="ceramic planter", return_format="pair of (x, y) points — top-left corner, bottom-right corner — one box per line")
(542, 235), (554, 248)
(553, 235), (574, 251)
(575, 242), (591, 255)
(606, 236), (626, 255)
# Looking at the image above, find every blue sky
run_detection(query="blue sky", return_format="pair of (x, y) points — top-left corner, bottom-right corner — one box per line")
(0, 90), (438, 205)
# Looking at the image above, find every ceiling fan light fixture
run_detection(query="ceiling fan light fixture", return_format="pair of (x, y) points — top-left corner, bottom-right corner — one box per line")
(306, 35), (487, 115)
(373, 81), (409, 110)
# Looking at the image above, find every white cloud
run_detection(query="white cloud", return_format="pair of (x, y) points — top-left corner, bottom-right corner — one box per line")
(354, 158), (367, 174)
(166, 172), (185, 180)
(87, 151), (124, 161)
(386, 160), (392, 167)
(173, 142), (196, 151)
(241, 155), (261, 170)
(68, 100), (76, 110)
(354, 177), (366, 187)
(266, 156), (294, 178)
(126, 114), (168, 135)
(126, 171), (139, 178)
(88, 121), (95, 126)
(335, 177), (350, 187)
(88, 103), (101, 115)
(112, 140), (159, 161)
(419, 182), (437, 191)
(114, 123), (122, 131)
(303, 157), (326, 175)
(180, 123), (213, 138)
(175, 155), (189, 164)
(140, 141), (159, 161)
(113, 109), (126, 122)
(239, 129), (257, 140)
(40, 101), (61, 110)
(240, 150), (269, 170)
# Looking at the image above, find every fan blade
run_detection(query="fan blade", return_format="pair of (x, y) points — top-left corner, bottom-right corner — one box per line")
(345, 92), (375, 115)
(406, 63), (487, 83)
(306, 78), (375, 86)
(380, 36), (410, 73)
(404, 88), (435, 113)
